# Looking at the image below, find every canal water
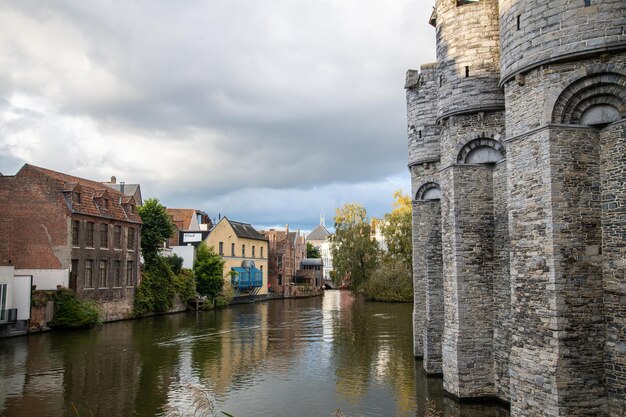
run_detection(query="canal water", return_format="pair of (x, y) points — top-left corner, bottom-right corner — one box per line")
(0, 291), (509, 417)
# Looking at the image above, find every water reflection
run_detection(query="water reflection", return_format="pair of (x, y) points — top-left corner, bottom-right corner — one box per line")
(0, 291), (509, 417)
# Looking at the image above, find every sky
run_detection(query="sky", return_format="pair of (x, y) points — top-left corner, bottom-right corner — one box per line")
(0, 0), (436, 232)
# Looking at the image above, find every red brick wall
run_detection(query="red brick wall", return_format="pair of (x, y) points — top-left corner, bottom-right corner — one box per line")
(0, 167), (69, 269)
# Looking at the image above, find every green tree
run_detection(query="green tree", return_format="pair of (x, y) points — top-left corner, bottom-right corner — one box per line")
(138, 198), (175, 266)
(331, 203), (380, 290)
(306, 242), (321, 258)
(194, 242), (225, 299)
(381, 191), (413, 271)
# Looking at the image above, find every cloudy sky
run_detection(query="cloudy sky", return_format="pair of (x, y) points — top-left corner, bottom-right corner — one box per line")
(0, 0), (435, 231)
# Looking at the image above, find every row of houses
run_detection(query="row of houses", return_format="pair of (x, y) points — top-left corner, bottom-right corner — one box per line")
(0, 164), (332, 337)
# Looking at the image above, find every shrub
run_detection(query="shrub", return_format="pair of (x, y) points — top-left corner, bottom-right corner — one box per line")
(134, 257), (177, 315)
(361, 261), (413, 302)
(164, 254), (184, 275)
(49, 288), (100, 329)
(194, 243), (225, 299)
(173, 268), (196, 301)
(134, 257), (198, 315)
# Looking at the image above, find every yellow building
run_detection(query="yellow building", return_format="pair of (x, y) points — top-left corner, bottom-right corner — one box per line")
(204, 217), (269, 299)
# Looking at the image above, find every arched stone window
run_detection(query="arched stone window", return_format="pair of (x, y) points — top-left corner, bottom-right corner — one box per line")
(457, 138), (505, 164)
(551, 72), (626, 127)
(416, 182), (442, 201)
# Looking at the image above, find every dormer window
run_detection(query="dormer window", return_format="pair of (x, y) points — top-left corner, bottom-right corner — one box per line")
(103, 198), (109, 209)
(74, 192), (81, 204)
(128, 204), (134, 213)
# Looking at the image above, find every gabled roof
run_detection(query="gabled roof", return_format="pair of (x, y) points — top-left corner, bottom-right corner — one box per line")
(20, 164), (142, 224)
(218, 218), (268, 242)
(103, 183), (143, 206)
(230, 220), (268, 241)
(307, 224), (331, 241)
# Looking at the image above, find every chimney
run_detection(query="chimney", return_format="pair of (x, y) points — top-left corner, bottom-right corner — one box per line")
(110, 176), (116, 184)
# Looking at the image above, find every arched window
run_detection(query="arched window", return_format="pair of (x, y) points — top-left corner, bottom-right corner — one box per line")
(457, 138), (505, 164)
(551, 72), (626, 127)
(416, 182), (442, 201)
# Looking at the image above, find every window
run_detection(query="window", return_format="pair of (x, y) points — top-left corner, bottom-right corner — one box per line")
(86, 222), (94, 247)
(73, 192), (81, 204)
(128, 204), (135, 213)
(85, 260), (94, 288)
(100, 224), (108, 248)
(231, 243), (235, 256)
(126, 260), (134, 286)
(260, 247), (263, 258)
(72, 220), (80, 246)
(103, 198), (109, 209)
(219, 241), (224, 255)
(465, 66), (470, 78)
(457, 0), (479, 5)
(99, 260), (108, 287)
(127, 228), (135, 250)
(114, 260), (122, 287)
(517, 15), (521, 30)
(114, 226), (122, 249)
(242, 244), (246, 257)
(252, 246), (255, 258)
(584, 0), (591, 6)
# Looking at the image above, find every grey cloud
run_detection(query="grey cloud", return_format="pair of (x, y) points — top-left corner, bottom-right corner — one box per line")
(0, 0), (436, 225)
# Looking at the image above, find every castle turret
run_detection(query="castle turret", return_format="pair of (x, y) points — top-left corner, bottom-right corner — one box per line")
(435, 0), (504, 121)
(406, 63), (440, 167)
(499, 0), (626, 85)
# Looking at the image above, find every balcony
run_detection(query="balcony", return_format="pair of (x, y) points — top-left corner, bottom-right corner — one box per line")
(231, 267), (263, 290)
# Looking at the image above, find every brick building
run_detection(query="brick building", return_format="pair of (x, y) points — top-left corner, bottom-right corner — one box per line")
(0, 164), (142, 321)
(407, 1), (625, 416)
(261, 226), (306, 294)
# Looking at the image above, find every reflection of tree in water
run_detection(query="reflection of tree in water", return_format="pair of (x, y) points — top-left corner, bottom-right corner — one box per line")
(332, 295), (417, 416)
(190, 304), (270, 396)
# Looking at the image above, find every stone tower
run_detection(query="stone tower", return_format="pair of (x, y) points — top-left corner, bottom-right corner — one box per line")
(407, 1), (626, 416)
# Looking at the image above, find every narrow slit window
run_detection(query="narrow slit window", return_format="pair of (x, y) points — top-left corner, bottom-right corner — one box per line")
(465, 66), (470, 78)
(517, 15), (521, 30)
(418, 130), (422, 138)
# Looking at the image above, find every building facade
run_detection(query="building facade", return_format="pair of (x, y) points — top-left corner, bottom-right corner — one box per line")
(307, 220), (333, 280)
(408, 1), (625, 416)
(261, 226), (307, 294)
(0, 164), (142, 322)
(205, 217), (269, 300)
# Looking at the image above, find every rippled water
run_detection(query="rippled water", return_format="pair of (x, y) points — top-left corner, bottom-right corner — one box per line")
(0, 291), (509, 416)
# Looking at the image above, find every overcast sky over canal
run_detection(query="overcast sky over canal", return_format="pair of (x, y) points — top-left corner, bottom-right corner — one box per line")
(0, 0), (436, 231)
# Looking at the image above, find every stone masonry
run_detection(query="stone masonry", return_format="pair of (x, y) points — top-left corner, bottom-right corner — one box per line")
(407, 1), (625, 416)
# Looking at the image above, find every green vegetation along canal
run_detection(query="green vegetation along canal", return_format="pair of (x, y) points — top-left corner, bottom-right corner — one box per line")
(0, 291), (509, 416)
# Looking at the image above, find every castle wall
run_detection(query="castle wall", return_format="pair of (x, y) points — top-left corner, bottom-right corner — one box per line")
(492, 160), (511, 401)
(600, 120), (626, 416)
(414, 199), (444, 373)
(505, 124), (609, 416)
(499, 0), (626, 84)
(441, 164), (496, 398)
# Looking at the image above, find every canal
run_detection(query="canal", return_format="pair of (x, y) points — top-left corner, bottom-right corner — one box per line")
(0, 291), (509, 416)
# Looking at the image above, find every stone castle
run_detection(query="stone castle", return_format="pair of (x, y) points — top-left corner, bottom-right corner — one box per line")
(406, 1), (625, 416)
